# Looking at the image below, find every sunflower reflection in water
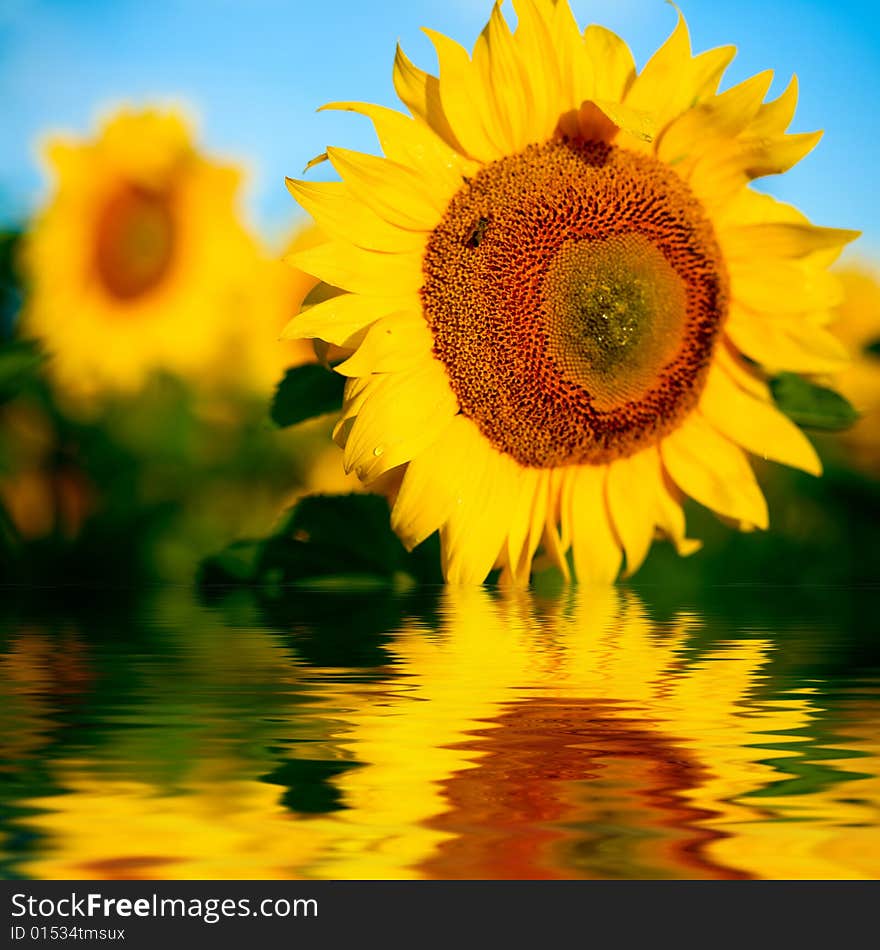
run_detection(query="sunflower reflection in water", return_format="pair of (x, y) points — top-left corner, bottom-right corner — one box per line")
(308, 589), (878, 880)
(6, 591), (878, 880)
(286, 1), (857, 583)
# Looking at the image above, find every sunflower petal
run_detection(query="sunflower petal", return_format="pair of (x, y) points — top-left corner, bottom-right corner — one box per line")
(472, 2), (528, 151)
(721, 222), (860, 261)
(584, 25), (635, 101)
(289, 241), (422, 296)
(625, 11), (693, 121)
(748, 74), (799, 137)
(281, 292), (411, 345)
(390, 419), (463, 548)
(440, 419), (524, 584)
(724, 310), (849, 373)
(606, 449), (660, 577)
(662, 414), (769, 528)
(731, 259), (844, 312)
(504, 467), (549, 586)
(326, 147), (446, 230)
(423, 28), (499, 162)
(342, 360), (459, 481)
(319, 100), (473, 187)
(509, 0), (562, 142)
(286, 179), (427, 254)
(392, 44), (464, 154)
(701, 361), (822, 475)
(706, 70), (775, 136)
(335, 311), (433, 376)
(549, 0), (594, 110)
(568, 465), (622, 585)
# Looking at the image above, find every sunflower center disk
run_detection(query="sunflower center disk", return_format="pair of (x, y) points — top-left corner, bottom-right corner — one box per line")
(94, 184), (176, 301)
(422, 139), (729, 467)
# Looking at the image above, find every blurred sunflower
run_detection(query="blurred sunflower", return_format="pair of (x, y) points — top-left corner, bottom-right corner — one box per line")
(829, 265), (880, 475)
(20, 108), (259, 403)
(285, 1), (857, 584)
(227, 223), (325, 395)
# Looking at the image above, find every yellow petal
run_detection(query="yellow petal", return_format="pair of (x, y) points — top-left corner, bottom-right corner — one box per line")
(390, 419), (463, 548)
(326, 146), (446, 230)
(568, 465), (622, 585)
(422, 28), (499, 162)
(584, 25), (635, 102)
(714, 186), (806, 229)
(281, 292), (412, 345)
(660, 119), (822, 212)
(700, 361), (822, 475)
(714, 339), (772, 399)
(541, 469), (571, 581)
(335, 311), (433, 376)
(731, 259), (843, 313)
(578, 99), (655, 144)
(656, 468), (702, 557)
(289, 241), (422, 296)
(342, 359), (459, 482)
(741, 129), (823, 178)
(748, 74), (798, 137)
(606, 449), (660, 577)
(724, 309), (849, 373)
(286, 179), (427, 254)
(439, 419), (524, 584)
(548, 0), (593, 111)
(503, 467), (549, 586)
(687, 44), (737, 102)
(661, 414), (769, 529)
(706, 70), (774, 136)
(319, 101), (473, 188)
(392, 44), (464, 155)
(721, 222), (860, 261)
(625, 11), (692, 118)
(509, 0), (562, 142)
(472, 2), (527, 152)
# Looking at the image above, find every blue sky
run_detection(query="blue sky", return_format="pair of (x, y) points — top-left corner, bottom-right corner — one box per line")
(1, 0), (878, 253)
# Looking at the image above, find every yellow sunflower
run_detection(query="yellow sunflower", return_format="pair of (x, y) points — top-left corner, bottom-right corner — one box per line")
(228, 222), (325, 394)
(284, 1), (857, 584)
(20, 107), (259, 402)
(829, 264), (880, 475)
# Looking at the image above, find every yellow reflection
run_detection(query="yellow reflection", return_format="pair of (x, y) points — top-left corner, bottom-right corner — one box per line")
(19, 774), (326, 880)
(301, 589), (877, 880)
(6, 590), (878, 880)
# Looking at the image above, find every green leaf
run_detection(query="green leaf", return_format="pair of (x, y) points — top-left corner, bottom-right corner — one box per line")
(258, 493), (408, 589)
(864, 338), (880, 358)
(198, 539), (263, 588)
(270, 363), (345, 427)
(198, 493), (442, 599)
(0, 339), (45, 401)
(770, 372), (860, 431)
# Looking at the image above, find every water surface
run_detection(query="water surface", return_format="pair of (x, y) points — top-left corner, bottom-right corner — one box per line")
(2, 585), (878, 879)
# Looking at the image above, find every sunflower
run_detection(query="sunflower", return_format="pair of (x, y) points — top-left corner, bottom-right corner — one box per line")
(285, 1), (857, 583)
(228, 222), (325, 395)
(829, 264), (880, 475)
(20, 107), (259, 403)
